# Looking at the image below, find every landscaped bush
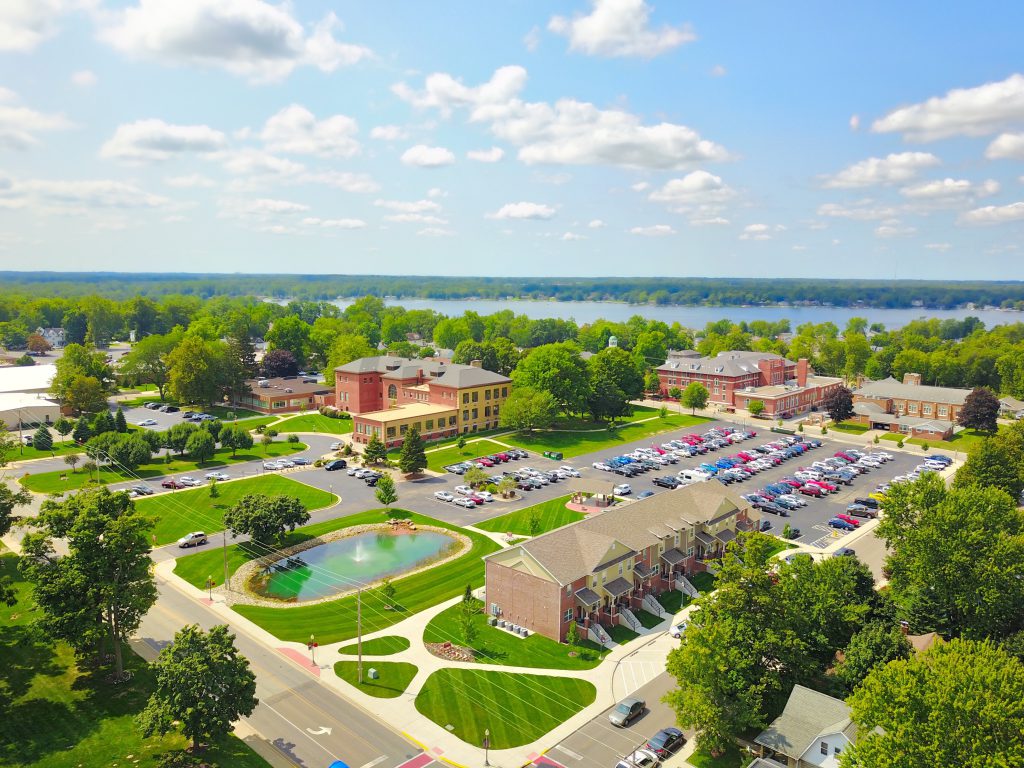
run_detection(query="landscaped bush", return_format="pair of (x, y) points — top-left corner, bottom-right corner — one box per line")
(286, 433), (299, 443)
(265, 428), (278, 438)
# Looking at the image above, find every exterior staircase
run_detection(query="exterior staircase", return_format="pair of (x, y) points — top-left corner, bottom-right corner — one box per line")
(588, 623), (611, 646)
(642, 593), (666, 618)
(676, 575), (700, 599)
(618, 607), (641, 632)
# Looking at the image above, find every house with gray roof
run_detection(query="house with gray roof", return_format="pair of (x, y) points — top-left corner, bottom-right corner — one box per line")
(999, 395), (1024, 419)
(483, 483), (757, 642)
(852, 372), (971, 439)
(755, 685), (859, 768)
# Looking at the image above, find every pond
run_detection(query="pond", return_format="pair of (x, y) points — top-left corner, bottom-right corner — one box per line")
(252, 530), (459, 602)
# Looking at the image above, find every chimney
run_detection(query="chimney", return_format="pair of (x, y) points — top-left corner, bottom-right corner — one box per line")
(470, 359), (482, 368)
(796, 358), (809, 387)
(903, 372), (922, 386)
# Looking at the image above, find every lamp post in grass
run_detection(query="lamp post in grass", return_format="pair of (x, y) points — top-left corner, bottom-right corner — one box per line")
(483, 728), (491, 766)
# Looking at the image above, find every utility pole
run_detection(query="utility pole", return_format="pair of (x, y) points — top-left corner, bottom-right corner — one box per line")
(357, 587), (363, 684)
(222, 531), (230, 592)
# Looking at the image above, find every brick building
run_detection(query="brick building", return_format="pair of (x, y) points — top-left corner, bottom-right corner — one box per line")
(334, 356), (511, 448)
(657, 350), (843, 418)
(851, 373), (970, 439)
(233, 376), (332, 414)
(483, 483), (756, 643)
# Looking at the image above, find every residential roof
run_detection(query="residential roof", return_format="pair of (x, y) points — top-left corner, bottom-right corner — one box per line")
(634, 562), (654, 579)
(907, 632), (944, 654)
(1000, 396), (1024, 412)
(354, 402), (457, 424)
(335, 356), (510, 388)
(574, 587), (601, 607)
(603, 576), (633, 597)
(660, 548), (686, 566)
(755, 685), (854, 760)
(657, 350), (795, 377)
(694, 531), (715, 547)
(854, 377), (971, 405)
(0, 363), (57, 393)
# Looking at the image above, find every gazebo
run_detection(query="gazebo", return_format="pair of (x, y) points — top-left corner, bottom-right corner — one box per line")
(567, 478), (617, 509)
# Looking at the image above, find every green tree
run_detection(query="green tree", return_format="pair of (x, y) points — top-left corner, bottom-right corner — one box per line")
(32, 424), (53, 453)
(957, 386), (1000, 432)
(63, 452), (81, 473)
(528, 508), (542, 536)
(92, 409), (116, 435)
(463, 465), (488, 488)
(165, 335), (225, 405)
(222, 493), (311, 545)
(748, 400), (765, 417)
(114, 407), (127, 433)
(64, 375), (108, 414)
(118, 330), (181, 399)
(823, 385), (855, 423)
(644, 371), (662, 392)
(50, 343), (113, 408)
(265, 315), (311, 365)
(833, 621), (912, 693)
(456, 435), (467, 450)
(166, 422), (198, 455)
(374, 473), (398, 507)
(953, 436), (1024, 501)
(137, 624), (258, 753)
(71, 416), (92, 443)
(497, 474), (517, 498)
(566, 620), (580, 654)
(512, 342), (590, 417)
(107, 434), (152, 473)
(379, 577), (397, 609)
(586, 376), (631, 423)
(398, 427), (427, 474)
(323, 334), (375, 385)
(681, 382), (709, 414)
(219, 424), (254, 457)
(459, 599), (479, 648)
(20, 488), (157, 677)
(841, 639), (1024, 768)
(185, 429), (216, 464)
(53, 417), (73, 440)
(499, 386), (557, 432)
(363, 433), (388, 465)
(590, 346), (644, 401)
(668, 385), (682, 400)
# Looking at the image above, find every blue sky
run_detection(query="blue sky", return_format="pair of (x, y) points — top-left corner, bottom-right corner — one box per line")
(1, 0), (1024, 279)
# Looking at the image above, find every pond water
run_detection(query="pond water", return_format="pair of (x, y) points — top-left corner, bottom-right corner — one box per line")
(253, 530), (458, 602)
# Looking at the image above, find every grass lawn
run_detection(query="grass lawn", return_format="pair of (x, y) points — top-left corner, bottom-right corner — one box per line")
(657, 590), (684, 614)
(765, 539), (798, 558)
(691, 571), (718, 593)
(9, 440), (83, 462)
(607, 624), (639, 644)
(634, 609), (664, 629)
(176, 509), (501, 644)
(510, 412), (711, 459)
(334, 661), (417, 698)
(337, 636), (410, 656)
(425, 439), (513, 472)
(475, 495), (584, 536)
(414, 668), (596, 749)
(134, 475), (336, 546)
(831, 421), (870, 434)
(688, 742), (748, 768)
(423, 599), (602, 670)
(19, 441), (307, 494)
(0, 553), (270, 768)
(274, 413), (354, 435)
(878, 424), (1006, 452)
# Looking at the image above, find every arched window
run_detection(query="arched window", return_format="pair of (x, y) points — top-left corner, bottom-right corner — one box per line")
(387, 384), (397, 399)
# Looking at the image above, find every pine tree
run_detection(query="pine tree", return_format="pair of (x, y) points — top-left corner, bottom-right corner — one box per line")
(398, 427), (427, 474)
(72, 417), (92, 444)
(32, 425), (53, 453)
(363, 433), (388, 465)
(114, 407), (127, 433)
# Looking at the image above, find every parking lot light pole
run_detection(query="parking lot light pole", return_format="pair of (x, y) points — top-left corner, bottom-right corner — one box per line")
(483, 728), (490, 766)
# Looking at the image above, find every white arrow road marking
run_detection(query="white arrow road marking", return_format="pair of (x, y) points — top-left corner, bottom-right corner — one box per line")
(307, 726), (333, 736)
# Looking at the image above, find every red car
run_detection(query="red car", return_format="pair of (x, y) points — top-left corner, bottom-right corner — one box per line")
(468, 494), (486, 505)
(799, 484), (826, 497)
(808, 479), (838, 493)
(780, 478), (803, 488)
(475, 457), (494, 467)
(161, 479), (185, 489)
(836, 513), (861, 527)
(835, 451), (856, 462)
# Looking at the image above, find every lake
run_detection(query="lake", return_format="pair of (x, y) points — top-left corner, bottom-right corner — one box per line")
(329, 297), (1020, 330)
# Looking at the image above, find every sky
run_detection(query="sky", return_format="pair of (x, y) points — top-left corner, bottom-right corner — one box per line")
(1, 0), (1024, 279)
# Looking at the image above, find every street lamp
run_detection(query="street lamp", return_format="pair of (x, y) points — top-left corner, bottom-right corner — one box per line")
(483, 728), (490, 766)
(205, 575), (215, 600)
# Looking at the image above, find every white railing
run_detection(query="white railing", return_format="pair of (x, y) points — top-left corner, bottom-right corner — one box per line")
(618, 607), (640, 631)
(642, 593), (665, 617)
(676, 575), (700, 598)
(588, 624), (611, 645)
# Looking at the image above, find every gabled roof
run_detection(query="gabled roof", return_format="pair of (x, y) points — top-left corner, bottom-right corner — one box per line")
(853, 377), (971, 405)
(335, 356), (510, 387)
(755, 685), (854, 759)
(657, 350), (795, 377)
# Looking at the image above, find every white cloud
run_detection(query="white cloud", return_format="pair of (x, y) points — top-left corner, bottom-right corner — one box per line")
(690, 216), (729, 226)
(401, 144), (455, 167)
(523, 25), (541, 52)
(823, 152), (940, 188)
(0, 174), (172, 212)
(0, 90), (73, 149)
(396, 65), (728, 170)
(297, 170), (378, 192)
(710, 64), (727, 77)
(418, 227), (455, 237)
(817, 201), (899, 221)
(384, 213), (448, 225)
(100, 119), (226, 163)
(630, 224), (675, 236)
(259, 104), (359, 158)
(71, 69), (97, 87)
(986, 132), (1024, 160)
(548, 0), (696, 59)
(872, 73), (1024, 141)
(849, 114), (860, 131)
(0, 0), (90, 52)
(649, 170), (735, 205)
(875, 219), (917, 238)
(467, 146), (504, 163)
(373, 198), (441, 213)
(631, 181), (650, 192)
(215, 148), (378, 193)
(301, 216), (366, 229)
(588, 219), (605, 228)
(561, 231), (585, 240)
(739, 223), (772, 241)
(237, 198), (308, 215)
(165, 173), (216, 188)
(960, 201), (1024, 225)
(900, 177), (1000, 201)
(99, 1), (372, 83)
(370, 124), (408, 141)
(488, 202), (556, 220)
(924, 242), (952, 251)
(427, 187), (445, 199)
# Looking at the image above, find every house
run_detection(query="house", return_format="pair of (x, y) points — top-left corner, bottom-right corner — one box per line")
(35, 327), (65, 349)
(232, 376), (331, 414)
(851, 373), (971, 439)
(755, 685), (857, 768)
(999, 396), (1024, 420)
(483, 483), (757, 642)
(334, 356), (511, 448)
(656, 351), (842, 418)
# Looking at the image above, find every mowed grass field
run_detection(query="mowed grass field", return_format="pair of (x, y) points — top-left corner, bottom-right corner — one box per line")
(175, 509), (501, 645)
(510, 411), (711, 459)
(414, 668), (596, 749)
(133, 475), (337, 545)
(426, 439), (513, 472)
(334, 661), (417, 698)
(274, 413), (354, 435)
(337, 636), (410, 656)
(0, 553), (270, 768)
(475, 495), (584, 536)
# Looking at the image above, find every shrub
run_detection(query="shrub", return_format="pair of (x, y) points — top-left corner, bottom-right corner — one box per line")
(266, 428), (279, 438)
(313, 459), (324, 467)
(797, 423), (804, 433)
(286, 433), (299, 443)
(873, 434), (880, 444)
(821, 425), (828, 434)
(255, 424), (266, 434)
(486, 483), (498, 494)
(897, 439), (905, 448)
(921, 442), (929, 451)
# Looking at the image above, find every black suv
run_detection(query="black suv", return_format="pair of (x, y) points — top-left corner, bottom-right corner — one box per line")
(325, 459), (347, 471)
(853, 497), (880, 509)
(653, 476), (681, 489)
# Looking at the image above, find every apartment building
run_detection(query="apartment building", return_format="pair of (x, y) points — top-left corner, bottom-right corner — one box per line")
(851, 373), (970, 439)
(234, 376), (332, 414)
(334, 356), (511, 448)
(483, 483), (757, 643)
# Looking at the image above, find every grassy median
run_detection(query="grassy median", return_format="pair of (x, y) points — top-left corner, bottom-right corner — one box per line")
(475, 495), (584, 536)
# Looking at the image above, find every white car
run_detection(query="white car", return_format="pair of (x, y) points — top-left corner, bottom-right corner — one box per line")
(454, 485), (473, 496)
(559, 466), (581, 477)
(277, 459), (295, 468)
(620, 748), (661, 768)
(329, 441), (342, 450)
(205, 471), (230, 481)
(178, 476), (202, 486)
(669, 621), (688, 639)
(776, 493), (807, 507)
(474, 490), (494, 502)
(263, 461), (282, 470)
(177, 531), (208, 548)
(136, 419), (158, 427)
(613, 483), (632, 495)
(924, 460), (947, 471)
(593, 462), (612, 471)
(434, 491), (454, 502)
(352, 468), (373, 478)
(453, 497), (476, 509)
(873, 452), (894, 461)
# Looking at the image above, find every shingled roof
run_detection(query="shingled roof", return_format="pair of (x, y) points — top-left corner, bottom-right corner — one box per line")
(755, 685), (856, 760)
(657, 350), (795, 377)
(853, 376), (971, 406)
(335, 356), (510, 387)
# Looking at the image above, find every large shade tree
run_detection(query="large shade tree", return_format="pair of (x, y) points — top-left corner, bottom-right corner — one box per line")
(223, 493), (311, 546)
(957, 386), (1000, 433)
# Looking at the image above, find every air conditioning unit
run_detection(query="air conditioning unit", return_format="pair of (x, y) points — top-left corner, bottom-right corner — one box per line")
(284, 388), (293, 393)
(257, 380), (270, 388)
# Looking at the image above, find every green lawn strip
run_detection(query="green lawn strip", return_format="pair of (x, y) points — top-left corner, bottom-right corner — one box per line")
(388, 428), (513, 459)
(764, 540), (798, 558)
(334, 661), (417, 698)
(337, 636), (410, 656)
(0, 553), (270, 768)
(607, 625), (639, 644)
(19, 441), (308, 494)
(657, 589), (685, 614)
(691, 571), (718, 593)
(510, 413), (712, 459)
(423, 599), (601, 670)
(183, 509), (501, 644)
(687, 741), (747, 768)
(414, 668), (596, 749)
(831, 421), (870, 434)
(474, 495), (584, 536)
(134, 475), (336, 546)
(425, 439), (514, 472)
(9, 440), (83, 462)
(273, 413), (353, 435)
(634, 609), (664, 629)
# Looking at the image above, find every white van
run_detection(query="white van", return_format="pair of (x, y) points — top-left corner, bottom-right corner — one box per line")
(678, 468), (711, 483)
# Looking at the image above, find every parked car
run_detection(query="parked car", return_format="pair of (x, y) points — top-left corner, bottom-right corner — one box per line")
(559, 466), (581, 477)
(835, 513), (862, 527)
(609, 696), (645, 727)
(161, 479), (186, 489)
(325, 459), (347, 471)
(136, 418), (158, 427)
(129, 484), (153, 495)
(454, 485), (473, 496)
(799, 484), (825, 497)
(474, 490), (494, 502)
(668, 623), (687, 639)
(613, 483), (632, 496)
(144, 401), (162, 409)
(828, 517), (857, 531)
(653, 476), (681, 489)
(854, 496), (881, 509)
(177, 531), (207, 548)
(616, 749), (661, 768)
(834, 547), (857, 557)
(205, 472), (230, 481)
(434, 491), (454, 502)
(845, 503), (877, 519)
(329, 441), (342, 450)
(159, 405), (180, 413)
(453, 497), (476, 508)
(646, 728), (685, 759)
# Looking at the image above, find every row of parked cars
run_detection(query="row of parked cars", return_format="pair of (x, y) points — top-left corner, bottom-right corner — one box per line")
(263, 457), (311, 471)
(439, 464), (584, 506)
(443, 448), (530, 475)
(344, 466), (386, 486)
(608, 696), (686, 767)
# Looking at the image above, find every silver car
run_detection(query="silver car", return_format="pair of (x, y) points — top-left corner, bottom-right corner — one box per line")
(609, 696), (645, 727)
